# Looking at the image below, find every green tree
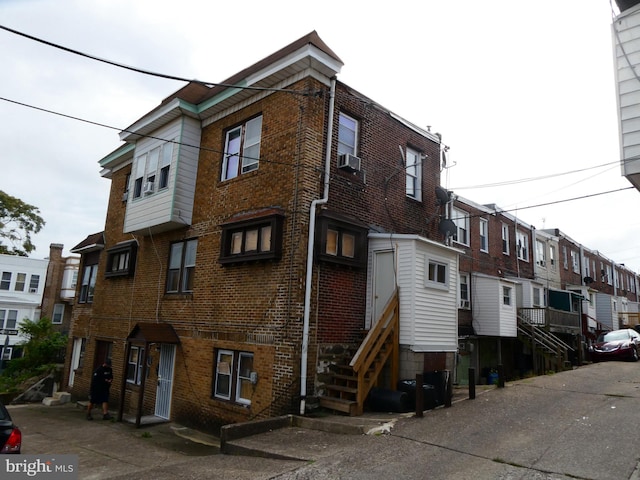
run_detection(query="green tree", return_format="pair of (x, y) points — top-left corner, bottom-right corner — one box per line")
(0, 190), (45, 256)
(2, 317), (67, 379)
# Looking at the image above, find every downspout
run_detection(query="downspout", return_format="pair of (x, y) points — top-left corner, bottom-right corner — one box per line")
(300, 77), (337, 415)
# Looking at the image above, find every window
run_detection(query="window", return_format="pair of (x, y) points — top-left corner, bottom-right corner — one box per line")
(536, 240), (546, 267)
(479, 219), (488, 252)
(459, 273), (470, 309)
(426, 257), (448, 290)
(220, 213), (284, 265)
(0, 310), (18, 330)
(316, 213), (367, 268)
(452, 208), (469, 246)
(606, 265), (613, 285)
(405, 147), (422, 201)
(213, 349), (255, 405)
(502, 286), (512, 306)
(1, 347), (12, 361)
(167, 239), (198, 293)
(584, 258), (591, 278)
(550, 246), (556, 269)
(126, 346), (145, 384)
(29, 274), (40, 293)
(337, 112), (358, 156)
(501, 224), (509, 255)
(79, 262), (98, 303)
(105, 241), (138, 278)
(516, 231), (529, 261)
(570, 250), (579, 274)
(221, 115), (263, 181)
(52, 304), (64, 324)
(0, 272), (11, 290)
(563, 246), (568, 270)
(533, 287), (543, 307)
(14, 273), (26, 292)
(132, 141), (174, 198)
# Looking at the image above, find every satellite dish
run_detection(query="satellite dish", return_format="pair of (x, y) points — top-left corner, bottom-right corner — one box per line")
(438, 219), (456, 236)
(435, 186), (450, 205)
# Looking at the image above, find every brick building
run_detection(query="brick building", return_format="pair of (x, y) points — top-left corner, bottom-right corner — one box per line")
(63, 32), (459, 428)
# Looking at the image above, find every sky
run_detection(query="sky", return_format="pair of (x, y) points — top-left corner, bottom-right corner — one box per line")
(1, 0), (638, 271)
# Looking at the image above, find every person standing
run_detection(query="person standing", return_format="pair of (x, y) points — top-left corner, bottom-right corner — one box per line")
(87, 359), (113, 420)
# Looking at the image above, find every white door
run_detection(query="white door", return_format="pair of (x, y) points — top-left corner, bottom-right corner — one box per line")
(155, 344), (176, 419)
(68, 338), (83, 387)
(372, 250), (396, 326)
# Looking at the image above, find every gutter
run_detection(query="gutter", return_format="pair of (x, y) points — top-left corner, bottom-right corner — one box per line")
(300, 77), (337, 415)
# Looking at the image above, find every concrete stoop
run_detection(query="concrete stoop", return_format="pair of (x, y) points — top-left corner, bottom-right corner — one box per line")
(42, 391), (71, 406)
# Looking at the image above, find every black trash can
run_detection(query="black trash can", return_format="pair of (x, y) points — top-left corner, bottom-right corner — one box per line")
(397, 380), (438, 411)
(367, 387), (411, 413)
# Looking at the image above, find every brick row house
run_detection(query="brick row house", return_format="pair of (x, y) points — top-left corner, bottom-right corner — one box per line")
(62, 32), (640, 426)
(63, 32), (461, 427)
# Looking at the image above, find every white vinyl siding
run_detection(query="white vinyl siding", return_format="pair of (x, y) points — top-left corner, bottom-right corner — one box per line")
(124, 117), (201, 234)
(471, 273), (517, 337)
(367, 234), (459, 352)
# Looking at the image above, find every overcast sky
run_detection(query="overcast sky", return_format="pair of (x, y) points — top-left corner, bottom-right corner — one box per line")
(2, 0), (637, 271)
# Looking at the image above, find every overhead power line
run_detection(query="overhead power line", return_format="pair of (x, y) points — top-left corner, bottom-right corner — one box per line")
(1, 94), (634, 218)
(0, 24), (315, 96)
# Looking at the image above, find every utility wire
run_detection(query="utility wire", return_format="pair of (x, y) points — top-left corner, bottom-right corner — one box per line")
(0, 24), (315, 96)
(0, 94), (635, 215)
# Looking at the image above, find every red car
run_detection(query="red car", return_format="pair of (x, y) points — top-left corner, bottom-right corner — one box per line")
(0, 400), (21, 454)
(590, 329), (640, 362)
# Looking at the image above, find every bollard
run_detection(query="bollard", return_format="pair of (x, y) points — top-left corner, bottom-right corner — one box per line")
(497, 364), (505, 388)
(416, 373), (424, 418)
(469, 367), (476, 399)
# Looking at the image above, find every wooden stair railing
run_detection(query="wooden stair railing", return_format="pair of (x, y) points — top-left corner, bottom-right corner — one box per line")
(319, 290), (400, 416)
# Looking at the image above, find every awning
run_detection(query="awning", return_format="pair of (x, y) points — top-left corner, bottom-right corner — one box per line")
(126, 322), (180, 344)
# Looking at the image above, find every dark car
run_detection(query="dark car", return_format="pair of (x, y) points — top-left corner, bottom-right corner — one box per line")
(590, 328), (640, 362)
(0, 400), (21, 454)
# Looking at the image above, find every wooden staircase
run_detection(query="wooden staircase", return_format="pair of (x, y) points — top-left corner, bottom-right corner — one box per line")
(517, 315), (574, 374)
(319, 290), (400, 416)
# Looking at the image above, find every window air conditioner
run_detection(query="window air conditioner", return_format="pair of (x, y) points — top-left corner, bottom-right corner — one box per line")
(337, 153), (361, 172)
(29, 288), (37, 293)
(143, 181), (155, 194)
(460, 300), (470, 309)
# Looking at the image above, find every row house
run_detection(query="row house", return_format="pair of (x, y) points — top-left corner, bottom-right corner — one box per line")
(39, 244), (79, 337)
(63, 31), (461, 426)
(0, 253), (48, 366)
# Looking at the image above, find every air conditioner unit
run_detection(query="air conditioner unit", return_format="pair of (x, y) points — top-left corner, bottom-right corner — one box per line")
(460, 300), (470, 309)
(337, 153), (361, 172)
(143, 181), (155, 194)
(29, 288), (37, 293)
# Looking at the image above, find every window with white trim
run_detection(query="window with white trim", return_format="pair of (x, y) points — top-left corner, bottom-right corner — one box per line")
(502, 286), (512, 306)
(563, 246), (568, 270)
(425, 257), (448, 290)
(221, 115), (263, 181)
(452, 208), (469, 246)
(570, 250), (579, 274)
(29, 274), (40, 293)
(52, 304), (64, 324)
(516, 231), (529, 262)
(536, 240), (546, 267)
(337, 112), (358, 156)
(501, 224), (509, 255)
(167, 239), (197, 293)
(550, 245), (556, 270)
(405, 147), (422, 201)
(0, 272), (11, 290)
(132, 141), (174, 198)
(479, 219), (488, 252)
(14, 273), (26, 292)
(606, 264), (613, 285)
(79, 263), (98, 303)
(459, 273), (470, 309)
(533, 287), (543, 307)
(0, 309), (18, 330)
(126, 346), (144, 384)
(213, 349), (254, 406)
